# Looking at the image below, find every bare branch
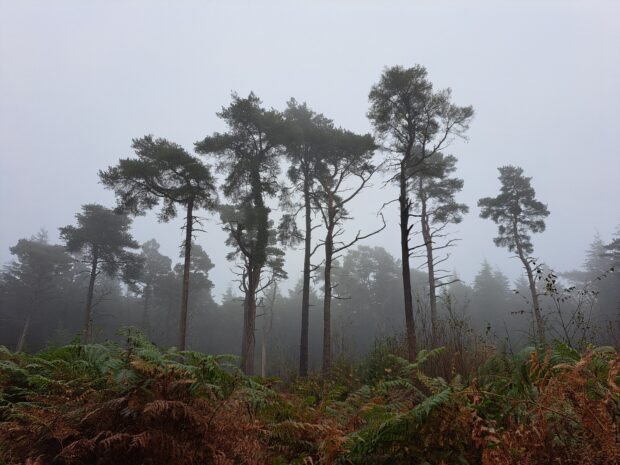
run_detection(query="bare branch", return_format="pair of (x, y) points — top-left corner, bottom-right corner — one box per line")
(333, 213), (386, 254)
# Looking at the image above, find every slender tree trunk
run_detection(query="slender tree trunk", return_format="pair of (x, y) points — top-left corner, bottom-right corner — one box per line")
(241, 265), (258, 375)
(142, 284), (151, 338)
(83, 247), (98, 344)
(513, 221), (546, 343)
(522, 254), (545, 343)
(419, 184), (438, 346)
(299, 171), (312, 377)
(261, 290), (268, 378)
(400, 162), (416, 360)
(261, 334), (267, 378)
(322, 222), (334, 373)
(261, 282), (276, 378)
(179, 198), (194, 351)
(241, 292), (251, 373)
(16, 314), (31, 352)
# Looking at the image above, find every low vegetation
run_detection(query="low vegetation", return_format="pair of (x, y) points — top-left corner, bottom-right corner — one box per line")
(1, 329), (618, 465)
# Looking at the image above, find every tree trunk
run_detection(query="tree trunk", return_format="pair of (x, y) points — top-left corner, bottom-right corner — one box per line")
(261, 335), (267, 378)
(322, 223), (334, 373)
(142, 284), (151, 338)
(513, 221), (546, 343)
(299, 172), (312, 377)
(179, 198), (194, 351)
(240, 169), (269, 375)
(259, 281), (277, 377)
(16, 314), (31, 352)
(241, 265), (258, 375)
(400, 162), (416, 360)
(522, 256), (545, 343)
(419, 183), (438, 346)
(83, 247), (98, 344)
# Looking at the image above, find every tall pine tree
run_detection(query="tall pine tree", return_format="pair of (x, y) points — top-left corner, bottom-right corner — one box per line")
(100, 136), (217, 350)
(195, 93), (288, 374)
(478, 166), (550, 343)
(368, 65), (473, 359)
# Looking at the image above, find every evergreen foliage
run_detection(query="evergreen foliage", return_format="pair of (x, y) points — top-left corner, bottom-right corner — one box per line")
(59, 204), (143, 344)
(478, 166), (550, 343)
(99, 135), (217, 350)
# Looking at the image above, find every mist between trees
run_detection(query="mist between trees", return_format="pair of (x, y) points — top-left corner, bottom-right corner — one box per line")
(1, 65), (618, 377)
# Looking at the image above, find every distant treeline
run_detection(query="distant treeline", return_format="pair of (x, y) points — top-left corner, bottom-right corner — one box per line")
(1, 236), (618, 378)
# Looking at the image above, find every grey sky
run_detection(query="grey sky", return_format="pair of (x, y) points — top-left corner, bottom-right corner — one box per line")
(1, 0), (619, 302)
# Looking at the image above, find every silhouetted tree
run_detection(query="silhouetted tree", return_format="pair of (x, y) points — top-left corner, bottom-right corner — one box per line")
(2, 231), (72, 351)
(441, 274), (472, 321)
(563, 235), (612, 285)
(280, 99), (331, 377)
(563, 233), (620, 327)
(195, 93), (287, 374)
(478, 166), (550, 343)
(604, 232), (620, 327)
(59, 204), (142, 343)
(172, 243), (216, 347)
(471, 260), (512, 338)
(606, 231), (619, 266)
(260, 280), (278, 378)
(368, 64), (473, 359)
(329, 246), (404, 353)
(99, 135), (217, 350)
(137, 239), (172, 337)
(173, 243), (214, 295)
(311, 128), (384, 371)
(411, 154), (468, 345)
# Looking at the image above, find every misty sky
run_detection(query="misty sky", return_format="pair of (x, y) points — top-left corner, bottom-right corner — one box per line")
(1, 0), (619, 302)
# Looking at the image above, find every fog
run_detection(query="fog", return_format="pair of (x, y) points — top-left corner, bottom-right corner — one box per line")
(3, 4), (620, 461)
(1, 1), (617, 299)
(1, 0), (619, 356)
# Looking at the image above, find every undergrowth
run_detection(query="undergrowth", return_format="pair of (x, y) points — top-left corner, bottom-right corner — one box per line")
(0, 329), (618, 464)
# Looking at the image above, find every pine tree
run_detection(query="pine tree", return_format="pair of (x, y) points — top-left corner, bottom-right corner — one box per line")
(3, 232), (72, 351)
(471, 261), (512, 338)
(368, 65), (473, 359)
(195, 92), (288, 374)
(478, 166), (550, 343)
(100, 135), (217, 350)
(280, 99), (331, 376)
(311, 126), (383, 371)
(59, 204), (143, 343)
(137, 239), (172, 337)
(411, 154), (468, 346)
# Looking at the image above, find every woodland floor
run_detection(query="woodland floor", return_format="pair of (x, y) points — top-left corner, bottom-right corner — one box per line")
(1, 330), (619, 465)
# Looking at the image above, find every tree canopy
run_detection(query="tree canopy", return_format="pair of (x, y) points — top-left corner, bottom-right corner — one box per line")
(59, 204), (142, 281)
(478, 165), (549, 255)
(99, 135), (217, 220)
(100, 136), (217, 350)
